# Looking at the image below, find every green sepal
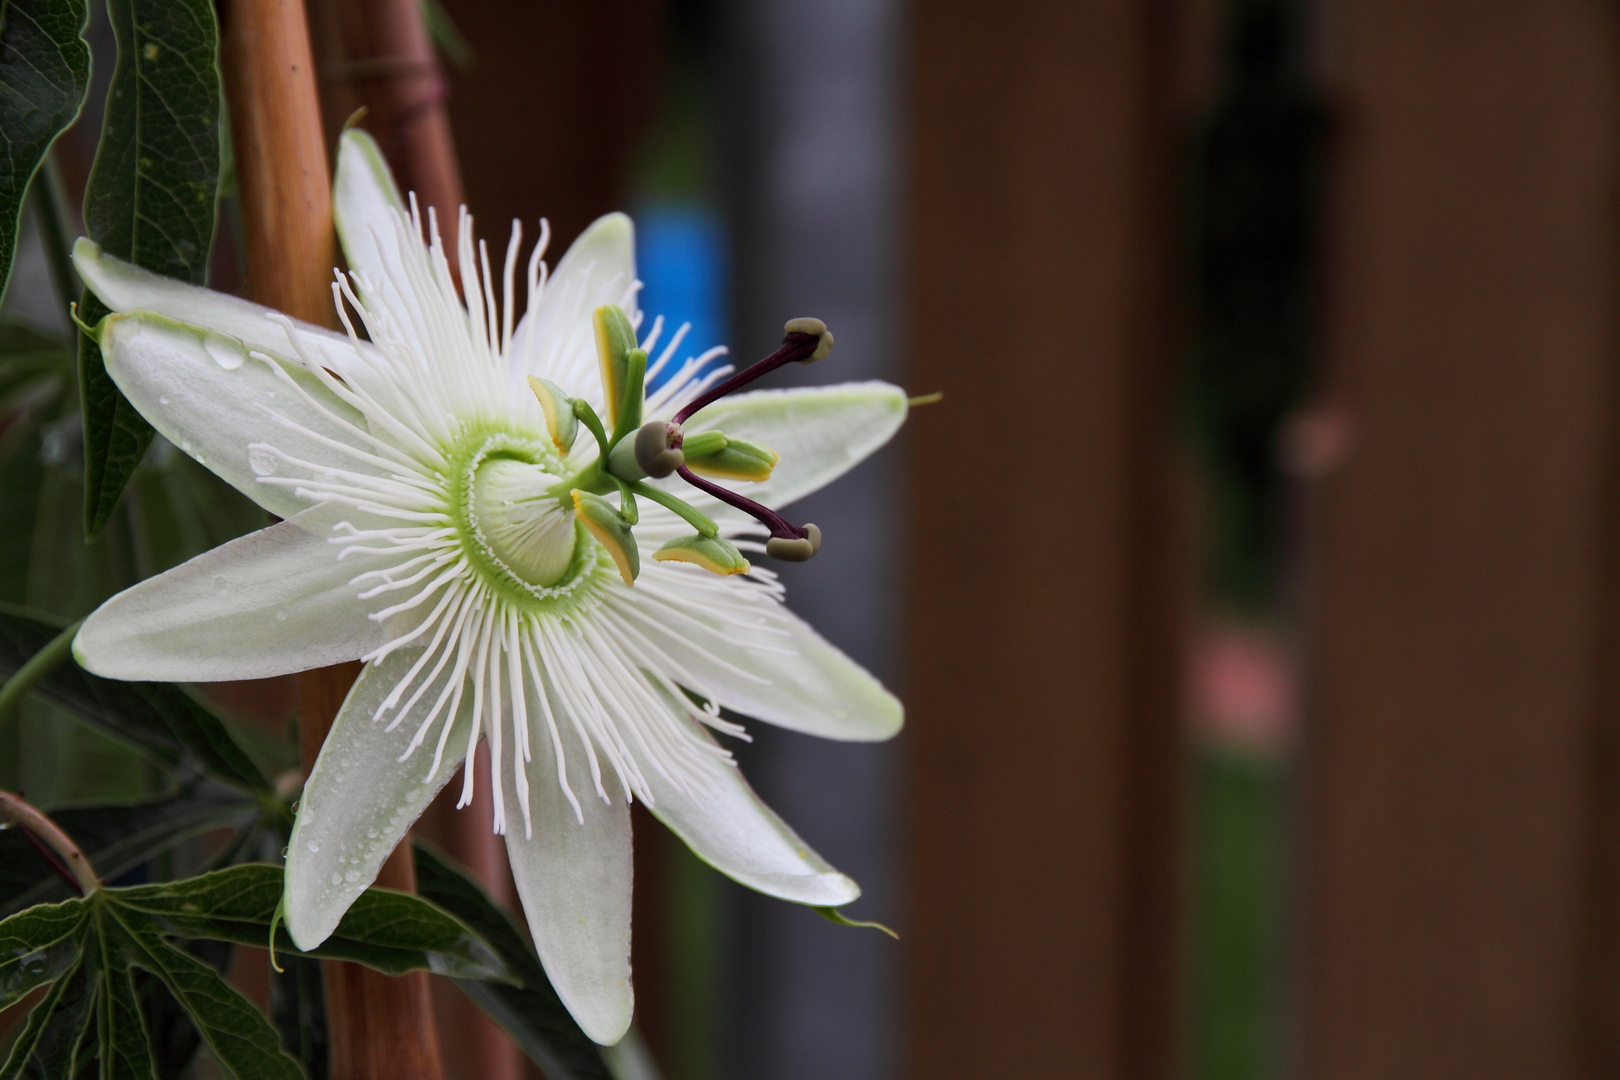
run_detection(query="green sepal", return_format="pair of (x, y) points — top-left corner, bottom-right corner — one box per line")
(527, 375), (578, 454)
(591, 305), (639, 432)
(683, 433), (779, 482)
(653, 534), (751, 577)
(571, 489), (639, 586)
(813, 905), (898, 939)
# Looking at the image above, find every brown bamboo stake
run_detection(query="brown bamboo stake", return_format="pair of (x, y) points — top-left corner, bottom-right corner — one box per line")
(304, 9), (521, 1079)
(309, 0), (465, 254)
(219, 4), (443, 1078)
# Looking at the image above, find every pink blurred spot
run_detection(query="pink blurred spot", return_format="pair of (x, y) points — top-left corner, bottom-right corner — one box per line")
(1188, 622), (1296, 754)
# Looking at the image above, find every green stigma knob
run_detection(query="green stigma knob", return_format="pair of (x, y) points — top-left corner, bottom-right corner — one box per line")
(654, 534), (751, 576)
(636, 420), (684, 478)
(682, 431), (780, 482)
(571, 489), (640, 585)
(527, 376), (578, 454)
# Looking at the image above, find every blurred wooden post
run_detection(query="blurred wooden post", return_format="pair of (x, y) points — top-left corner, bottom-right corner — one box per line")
(906, 2), (1186, 1077)
(219, 2), (443, 1078)
(307, 0), (464, 239)
(1300, 2), (1620, 1078)
(304, 5), (521, 1078)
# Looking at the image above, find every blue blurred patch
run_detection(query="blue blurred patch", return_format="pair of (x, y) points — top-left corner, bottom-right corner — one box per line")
(635, 205), (726, 393)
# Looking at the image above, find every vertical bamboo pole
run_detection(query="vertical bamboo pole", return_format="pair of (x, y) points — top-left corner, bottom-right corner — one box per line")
(303, 5), (519, 1078)
(309, 0), (464, 246)
(219, 3), (443, 1078)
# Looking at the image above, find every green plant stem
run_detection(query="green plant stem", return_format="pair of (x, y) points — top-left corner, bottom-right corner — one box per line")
(0, 618), (83, 732)
(0, 787), (100, 893)
(29, 155), (79, 311)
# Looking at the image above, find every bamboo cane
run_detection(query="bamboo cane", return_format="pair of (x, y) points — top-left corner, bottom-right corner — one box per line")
(219, 3), (443, 1077)
(304, 6), (523, 1078)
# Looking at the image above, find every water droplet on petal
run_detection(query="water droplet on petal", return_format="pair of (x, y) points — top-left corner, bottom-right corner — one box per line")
(249, 447), (277, 476)
(159, 395), (169, 405)
(276, 610), (288, 622)
(203, 331), (245, 370)
(330, 872), (342, 885)
(306, 840), (319, 853)
(344, 870), (359, 883)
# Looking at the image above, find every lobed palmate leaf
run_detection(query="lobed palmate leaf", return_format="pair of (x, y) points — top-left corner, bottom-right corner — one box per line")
(0, 864), (513, 1079)
(79, 0), (225, 535)
(114, 865), (515, 983)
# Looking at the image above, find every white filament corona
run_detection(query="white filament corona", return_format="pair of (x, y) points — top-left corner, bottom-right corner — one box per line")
(256, 198), (781, 836)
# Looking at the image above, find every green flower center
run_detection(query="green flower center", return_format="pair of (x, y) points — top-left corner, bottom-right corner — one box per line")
(451, 432), (601, 610)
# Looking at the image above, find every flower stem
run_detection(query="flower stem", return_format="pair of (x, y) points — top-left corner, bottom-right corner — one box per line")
(0, 619), (83, 733)
(0, 788), (100, 895)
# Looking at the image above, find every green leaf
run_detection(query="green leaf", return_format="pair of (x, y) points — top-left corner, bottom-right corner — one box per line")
(95, 959), (156, 1080)
(412, 840), (613, 1080)
(79, 0), (223, 535)
(0, 0), (91, 298)
(0, 779), (262, 917)
(113, 865), (515, 983)
(0, 607), (269, 791)
(0, 950), (96, 1079)
(0, 862), (510, 1080)
(0, 898), (88, 1008)
(137, 939), (232, 1080)
(79, 293), (153, 538)
(0, 889), (303, 1080)
(101, 906), (302, 1080)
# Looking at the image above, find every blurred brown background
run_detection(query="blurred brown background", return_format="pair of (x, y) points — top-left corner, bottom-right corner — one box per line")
(419, 0), (1620, 1077)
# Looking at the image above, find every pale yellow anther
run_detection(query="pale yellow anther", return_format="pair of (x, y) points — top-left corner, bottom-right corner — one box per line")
(528, 375), (578, 454)
(784, 317), (833, 362)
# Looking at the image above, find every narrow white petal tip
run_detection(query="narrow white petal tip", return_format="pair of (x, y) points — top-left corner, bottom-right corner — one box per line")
(574, 993), (635, 1047)
(282, 898), (337, 954)
(585, 211), (634, 243)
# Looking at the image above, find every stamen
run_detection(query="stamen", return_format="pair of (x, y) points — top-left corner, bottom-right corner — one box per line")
(674, 464), (819, 558)
(672, 319), (832, 425)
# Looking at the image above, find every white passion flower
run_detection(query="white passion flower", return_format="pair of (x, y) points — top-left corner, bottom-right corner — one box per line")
(69, 130), (906, 1044)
